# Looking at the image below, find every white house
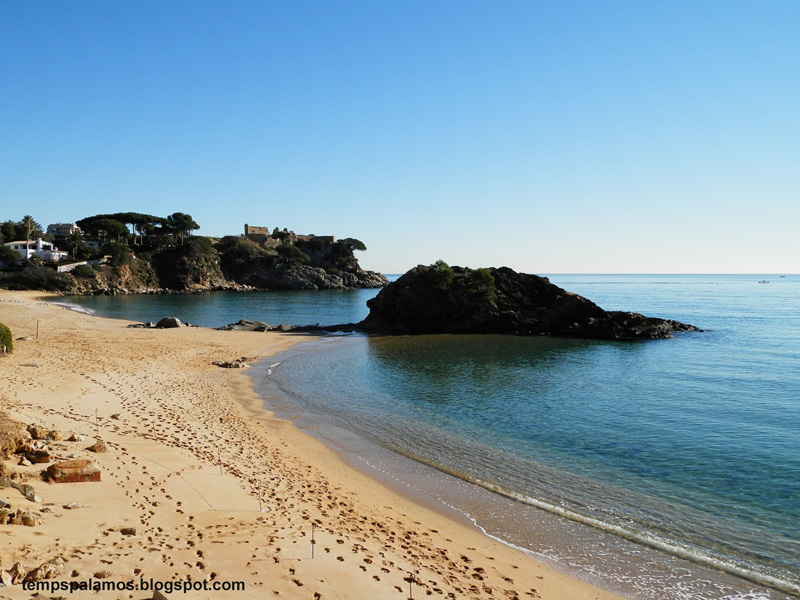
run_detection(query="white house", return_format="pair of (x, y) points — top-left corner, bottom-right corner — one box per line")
(47, 222), (82, 237)
(4, 239), (68, 262)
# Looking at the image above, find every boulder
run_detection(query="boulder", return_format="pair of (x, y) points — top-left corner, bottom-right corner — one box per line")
(87, 439), (108, 453)
(8, 562), (26, 584)
(26, 450), (51, 464)
(47, 459), (101, 483)
(212, 356), (259, 369)
(212, 359), (249, 369)
(120, 527), (137, 536)
(25, 557), (65, 582)
(155, 317), (183, 329)
(26, 424), (49, 440)
(19, 509), (41, 527)
(13, 482), (37, 501)
(216, 319), (272, 331)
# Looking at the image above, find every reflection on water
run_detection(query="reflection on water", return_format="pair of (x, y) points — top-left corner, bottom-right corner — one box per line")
(268, 330), (799, 597)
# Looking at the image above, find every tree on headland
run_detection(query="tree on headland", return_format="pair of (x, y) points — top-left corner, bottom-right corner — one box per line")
(77, 216), (128, 242)
(0, 221), (18, 243)
(338, 238), (367, 252)
(20, 215), (42, 258)
(166, 212), (199, 244)
(77, 212), (170, 245)
(96, 219), (129, 243)
(64, 229), (89, 260)
(112, 212), (168, 244)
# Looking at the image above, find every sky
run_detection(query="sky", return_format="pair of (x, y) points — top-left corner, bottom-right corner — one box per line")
(2, 1), (798, 273)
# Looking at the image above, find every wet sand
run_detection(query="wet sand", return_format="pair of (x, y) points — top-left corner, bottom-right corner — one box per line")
(0, 290), (621, 599)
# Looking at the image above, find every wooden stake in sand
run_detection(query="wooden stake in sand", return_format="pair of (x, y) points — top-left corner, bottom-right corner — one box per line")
(95, 409), (99, 438)
(311, 523), (316, 559)
(218, 446), (223, 475)
(404, 572), (415, 599)
(36, 320), (40, 340)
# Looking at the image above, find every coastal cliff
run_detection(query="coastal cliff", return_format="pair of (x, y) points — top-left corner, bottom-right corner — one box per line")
(359, 264), (698, 340)
(1, 235), (387, 294)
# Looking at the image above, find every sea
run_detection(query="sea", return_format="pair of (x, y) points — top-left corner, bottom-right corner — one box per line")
(51, 274), (800, 600)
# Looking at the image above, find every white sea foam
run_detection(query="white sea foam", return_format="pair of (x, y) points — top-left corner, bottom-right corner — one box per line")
(465, 477), (800, 597)
(54, 301), (95, 315)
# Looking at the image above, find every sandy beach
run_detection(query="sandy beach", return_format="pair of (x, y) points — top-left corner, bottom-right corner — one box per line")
(0, 290), (622, 600)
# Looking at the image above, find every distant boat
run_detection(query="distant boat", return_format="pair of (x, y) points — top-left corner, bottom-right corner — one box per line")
(758, 280), (770, 284)
(780, 275), (786, 278)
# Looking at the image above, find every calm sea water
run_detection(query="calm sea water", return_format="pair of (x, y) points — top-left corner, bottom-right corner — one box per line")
(52, 275), (800, 599)
(50, 287), (379, 327)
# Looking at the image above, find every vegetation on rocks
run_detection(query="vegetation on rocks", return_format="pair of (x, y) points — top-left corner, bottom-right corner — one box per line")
(0, 323), (12, 353)
(1, 211), (386, 293)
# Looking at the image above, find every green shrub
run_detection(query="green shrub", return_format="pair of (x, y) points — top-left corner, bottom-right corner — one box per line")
(216, 236), (268, 264)
(0, 245), (22, 266)
(3, 267), (74, 292)
(428, 260), (455, 291)
(102, 242), (134, 266)
(133, 259), (160, 287)
(0, 322), (12, 354)
(71, 264), (95, 279)
(336, 256), (357, 270)
(469, 268), (497, 301)
(276, 243), (311, 264)
(183, 236), (213, 256)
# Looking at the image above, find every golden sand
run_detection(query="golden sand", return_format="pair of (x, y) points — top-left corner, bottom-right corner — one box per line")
(0, 290), (621, 599)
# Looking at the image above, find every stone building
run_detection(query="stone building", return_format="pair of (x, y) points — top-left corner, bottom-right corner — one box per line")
(243, 224), (270, 243)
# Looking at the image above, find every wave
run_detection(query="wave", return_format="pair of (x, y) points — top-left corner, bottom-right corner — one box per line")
(48, 300), (95, 315)
(392, 450), (800, 597)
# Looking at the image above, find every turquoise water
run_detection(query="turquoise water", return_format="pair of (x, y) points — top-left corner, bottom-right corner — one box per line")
(53, 275), (800, 599)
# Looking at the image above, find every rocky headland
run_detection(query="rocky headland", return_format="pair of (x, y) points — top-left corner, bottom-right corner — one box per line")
(1, 234), (387, 295)
(355, 264), (698, 340)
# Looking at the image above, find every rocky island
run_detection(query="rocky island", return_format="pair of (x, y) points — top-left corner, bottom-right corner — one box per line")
(356, 263), (698, 340)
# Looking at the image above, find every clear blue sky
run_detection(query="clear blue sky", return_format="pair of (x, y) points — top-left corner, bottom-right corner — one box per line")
(2, 1), (798, 273)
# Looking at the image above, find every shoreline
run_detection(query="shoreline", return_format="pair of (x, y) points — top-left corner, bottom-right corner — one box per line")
(0, 290), (622, 599)
(252, 336), (798, 600)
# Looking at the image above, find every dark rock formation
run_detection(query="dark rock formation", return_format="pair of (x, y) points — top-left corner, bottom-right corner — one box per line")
(126, 318), (198, 329)
(215, 319), (298, 332)
(227, 262), (388, 290)
(216, 319), (270, 331)
(359, 265), (698, 341)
